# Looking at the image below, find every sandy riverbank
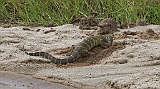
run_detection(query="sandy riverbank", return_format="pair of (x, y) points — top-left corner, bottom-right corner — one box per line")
(0, 24), (160, 89)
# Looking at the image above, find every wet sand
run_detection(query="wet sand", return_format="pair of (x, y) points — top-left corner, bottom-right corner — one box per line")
(0, 71), (76, 89)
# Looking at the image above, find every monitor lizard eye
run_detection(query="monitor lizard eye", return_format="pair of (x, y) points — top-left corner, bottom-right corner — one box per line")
(106, 36), (113, 46)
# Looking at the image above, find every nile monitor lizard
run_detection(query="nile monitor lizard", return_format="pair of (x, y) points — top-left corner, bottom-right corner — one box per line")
(25, 35), (113, 64)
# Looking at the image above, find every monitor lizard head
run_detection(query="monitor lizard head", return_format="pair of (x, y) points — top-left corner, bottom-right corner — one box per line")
(99, 35), (113, 48)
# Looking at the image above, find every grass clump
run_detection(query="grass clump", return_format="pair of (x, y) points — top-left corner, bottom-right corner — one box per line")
(0, 0), (159, 26)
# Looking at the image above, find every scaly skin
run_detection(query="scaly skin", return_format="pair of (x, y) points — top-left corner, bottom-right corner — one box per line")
(25, 35), (113, 64)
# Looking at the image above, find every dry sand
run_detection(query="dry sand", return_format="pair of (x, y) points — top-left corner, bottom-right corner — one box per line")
(0, 24), (160, 89)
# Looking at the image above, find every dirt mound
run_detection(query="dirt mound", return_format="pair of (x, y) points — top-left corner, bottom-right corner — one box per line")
(138, 29), (160, 40)
(76, 16), (99, 30)
(54, 41), (125, 68)
(114, 29), (160, 40)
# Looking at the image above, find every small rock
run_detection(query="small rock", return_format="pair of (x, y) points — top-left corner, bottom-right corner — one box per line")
(22, 27), (31, 31)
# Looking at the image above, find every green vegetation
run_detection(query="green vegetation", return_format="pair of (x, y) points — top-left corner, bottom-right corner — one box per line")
(0, 0), (159, 26)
